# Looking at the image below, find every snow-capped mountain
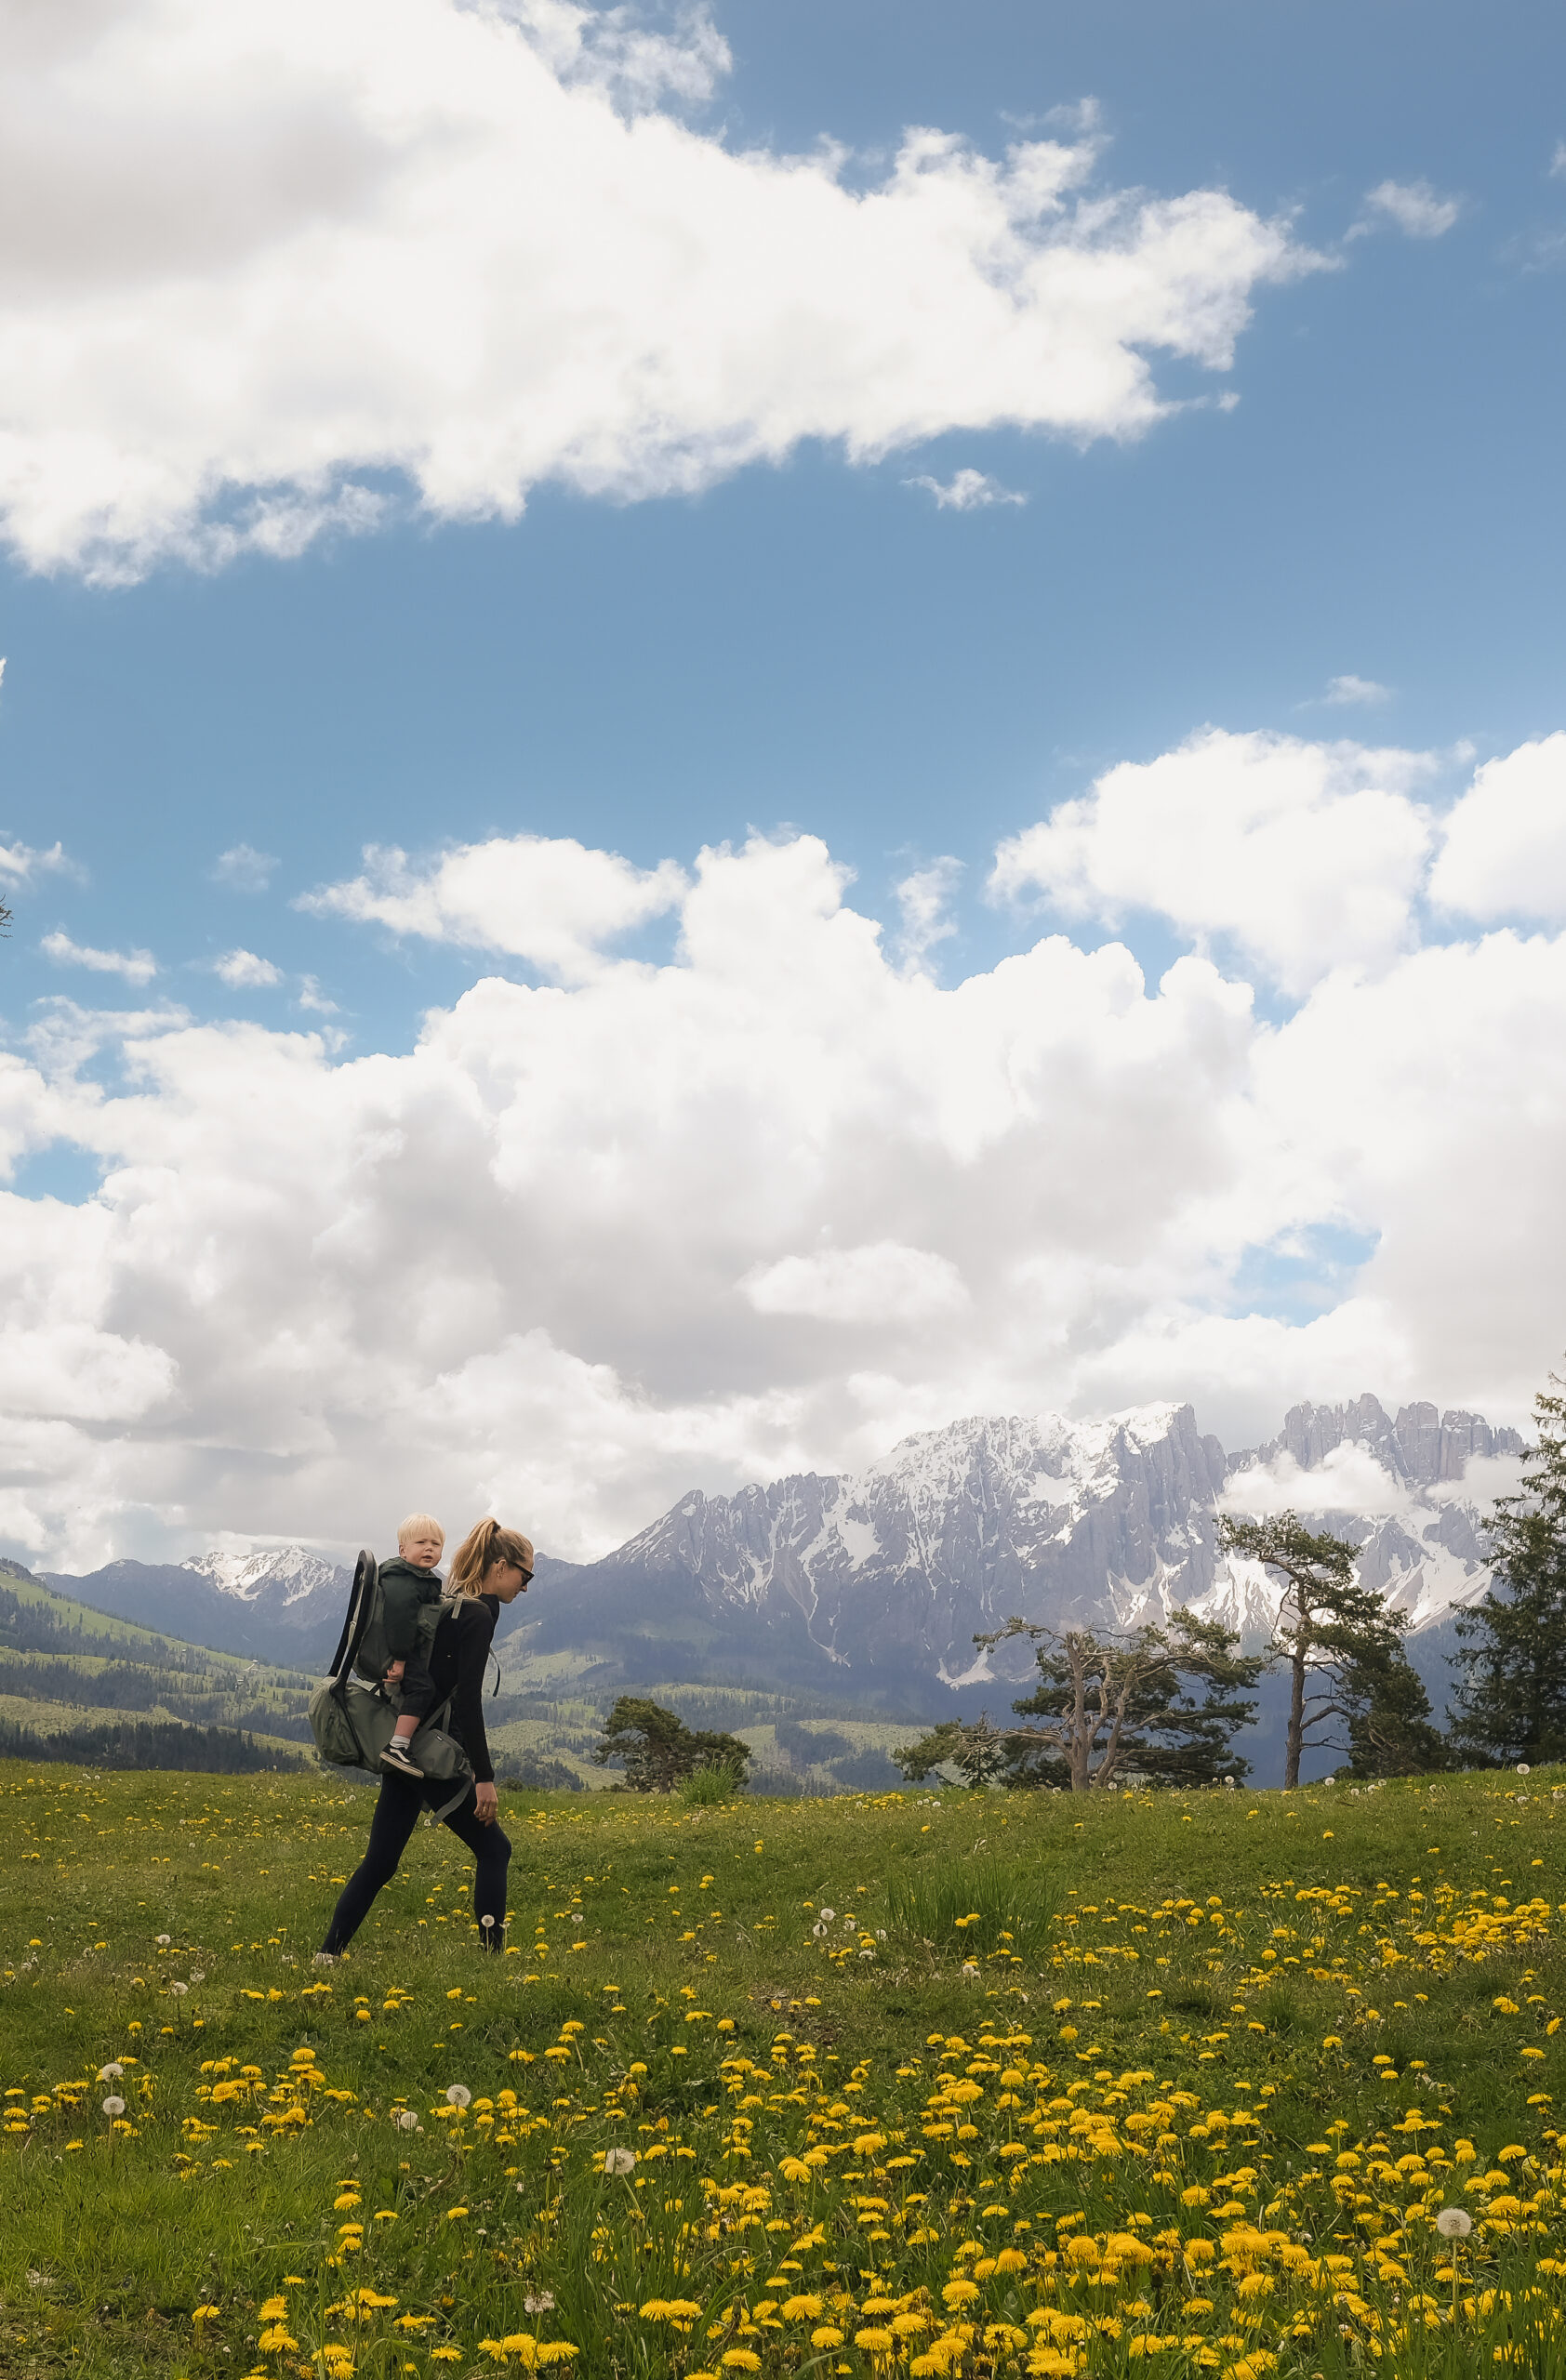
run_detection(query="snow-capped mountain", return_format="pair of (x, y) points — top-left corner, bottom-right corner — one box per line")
(43, 1544), (352, 1664)
(182, 1545), (346, 1609)
(44, 1392), (1525, 1694)
(507, 1393), (1525, 1697)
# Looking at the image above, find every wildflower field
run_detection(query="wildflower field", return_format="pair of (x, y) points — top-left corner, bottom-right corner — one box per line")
(5, 1765), (1566, 2379)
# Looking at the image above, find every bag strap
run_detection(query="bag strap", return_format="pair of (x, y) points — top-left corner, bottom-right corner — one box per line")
(327, 1551), (378, 1695)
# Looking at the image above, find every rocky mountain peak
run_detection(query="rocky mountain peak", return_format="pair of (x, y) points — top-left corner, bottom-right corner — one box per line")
(1232, 1394), (1524, 1488)
(182, 1545), (347, 1607)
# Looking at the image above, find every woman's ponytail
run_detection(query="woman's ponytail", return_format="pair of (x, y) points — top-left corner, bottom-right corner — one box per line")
(446, 1516), (536, 1598)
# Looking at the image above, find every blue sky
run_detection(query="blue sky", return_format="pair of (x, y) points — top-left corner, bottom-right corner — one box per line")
(2, 0), (1565, 1564)
(7, 0), (1565, 1044)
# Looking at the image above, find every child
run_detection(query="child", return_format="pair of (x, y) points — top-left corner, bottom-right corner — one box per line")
(378, 1513), (446, 1778)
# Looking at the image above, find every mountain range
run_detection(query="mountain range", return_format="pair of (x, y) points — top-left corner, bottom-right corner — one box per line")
(42, 1395), (1525, 1726)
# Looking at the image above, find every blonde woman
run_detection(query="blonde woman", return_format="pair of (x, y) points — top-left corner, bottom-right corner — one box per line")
(318, 1519), (534, 1959)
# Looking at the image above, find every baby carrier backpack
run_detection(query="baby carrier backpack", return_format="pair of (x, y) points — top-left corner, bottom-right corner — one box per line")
(308, 1550), (473, 1817)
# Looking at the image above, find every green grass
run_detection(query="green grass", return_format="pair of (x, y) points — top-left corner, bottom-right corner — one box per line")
(5, 1763), (1566, 2377)
(885, 1850), (1060, 1963)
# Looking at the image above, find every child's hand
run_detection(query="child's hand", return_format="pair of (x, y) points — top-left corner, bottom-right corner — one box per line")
(384, 1659), (405, 1683)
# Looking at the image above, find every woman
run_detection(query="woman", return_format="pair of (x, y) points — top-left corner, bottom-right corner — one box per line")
(317, 1518), (534, 1959)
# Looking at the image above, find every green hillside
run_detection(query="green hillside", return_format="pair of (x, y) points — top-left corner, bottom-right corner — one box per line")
(0, 1564), (312, 1769)
(0, 1566), (923, 1789)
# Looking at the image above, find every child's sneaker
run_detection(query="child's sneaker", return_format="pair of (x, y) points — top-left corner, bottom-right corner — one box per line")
(381, 1742), (424, 1778)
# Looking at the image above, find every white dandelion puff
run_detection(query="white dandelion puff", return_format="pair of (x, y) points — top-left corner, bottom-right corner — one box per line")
(101, 2096), (126, 2118)
(1435, 2208), (1473, 2239)
(604, 2147), (637, 2175)
(445, 2084), (472, 2109)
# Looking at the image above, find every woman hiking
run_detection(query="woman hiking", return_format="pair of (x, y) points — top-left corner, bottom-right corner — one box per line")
(316, 1518), (534, 1960)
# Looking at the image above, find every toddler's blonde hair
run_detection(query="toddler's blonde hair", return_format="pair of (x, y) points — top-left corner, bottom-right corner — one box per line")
(397, 1512), (445, 1550)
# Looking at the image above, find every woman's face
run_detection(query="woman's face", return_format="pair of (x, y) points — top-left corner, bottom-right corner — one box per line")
(486, 1561), (531, 1604)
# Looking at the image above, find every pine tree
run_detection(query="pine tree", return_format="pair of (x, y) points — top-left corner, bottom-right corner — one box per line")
(591, 1696), (750, 1791)
(1216, 1512), (1422, 1788)
(894, 1612), (1264, 1792)
(890, 1718), (965, 1785)
(1340, 1633), (1449, 1778)
(1450, 1371), (1566, 1767)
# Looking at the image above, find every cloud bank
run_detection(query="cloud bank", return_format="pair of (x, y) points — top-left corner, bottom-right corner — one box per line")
(5, 727), (1566, 1569)
(0, 0), (1311, 579)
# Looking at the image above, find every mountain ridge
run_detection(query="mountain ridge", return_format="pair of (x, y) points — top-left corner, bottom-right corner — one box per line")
(40, 1392), (1524, 1691)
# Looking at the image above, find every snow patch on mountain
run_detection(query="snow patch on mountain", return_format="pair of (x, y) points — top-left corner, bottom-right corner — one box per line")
(509, 1389), (1525, 1691)
(182, 1545), (345, 1608)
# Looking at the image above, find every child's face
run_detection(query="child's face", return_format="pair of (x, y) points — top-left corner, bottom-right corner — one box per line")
(401, 1529), (445, 1570)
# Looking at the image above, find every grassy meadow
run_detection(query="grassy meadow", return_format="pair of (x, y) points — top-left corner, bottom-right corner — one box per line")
(4, 1762), (1566, 2378)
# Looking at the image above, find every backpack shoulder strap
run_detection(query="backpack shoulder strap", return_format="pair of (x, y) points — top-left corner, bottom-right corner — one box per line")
(326, 1551), (378, 1688)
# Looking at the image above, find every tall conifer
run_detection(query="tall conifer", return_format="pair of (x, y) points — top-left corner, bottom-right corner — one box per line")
(1451, 1370), (1566, 1766)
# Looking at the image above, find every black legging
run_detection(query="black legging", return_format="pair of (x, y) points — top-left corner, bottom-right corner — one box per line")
(321, 1773), (511, 1955)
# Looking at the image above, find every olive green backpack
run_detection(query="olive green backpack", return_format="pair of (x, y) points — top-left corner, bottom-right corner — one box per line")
(308, 1549), (473, 1818)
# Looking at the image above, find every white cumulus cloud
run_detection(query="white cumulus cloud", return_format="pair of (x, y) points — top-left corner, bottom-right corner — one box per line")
(7, 750), (1566, 1571)
(1429, 733), (1566, 921)
(42, 932), (158, 985)
(213, 844), (278, 893)
(213, 949), (283, 988)
(906, 469), (1027, 510)
(893, 858), (963, 972)
(300, 834), (689, 984)
(1322, 674), (1392, 707)
(741, 1243), (971, 1326)
(1220, 1439), (1416, 1517)
(0, 0), (1311, 579)
(989, 727), (1438, 997)
(1355, 178), (1462, 239)
(0, 837), (73, 883)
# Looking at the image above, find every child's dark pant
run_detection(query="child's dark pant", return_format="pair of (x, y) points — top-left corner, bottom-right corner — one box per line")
(394, 1643), (439, 1723)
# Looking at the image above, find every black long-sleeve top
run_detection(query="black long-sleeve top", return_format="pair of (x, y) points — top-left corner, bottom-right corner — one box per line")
(427, 1593), (499, 1784)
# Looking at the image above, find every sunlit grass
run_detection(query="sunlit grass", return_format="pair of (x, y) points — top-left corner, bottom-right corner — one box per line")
(885, 1851), (1059, 1964)
(4, 1764), (1566, 2376)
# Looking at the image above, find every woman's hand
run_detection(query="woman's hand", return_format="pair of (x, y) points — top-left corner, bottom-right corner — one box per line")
(474, 1781), (498, 1825)
(384, 1659), (405, 1683)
